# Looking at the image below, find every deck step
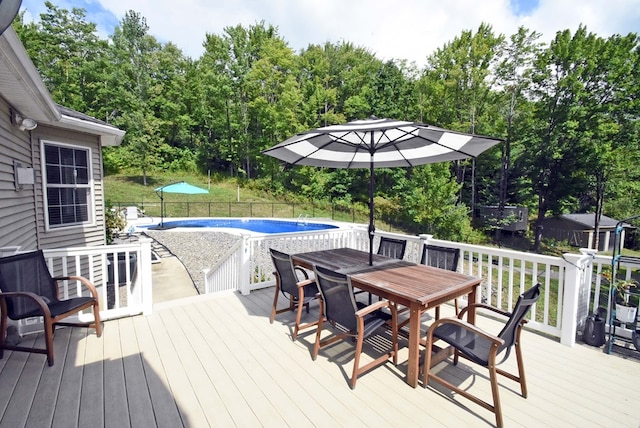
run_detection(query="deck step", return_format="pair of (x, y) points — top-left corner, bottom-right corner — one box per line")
(149, 239), (173, 258)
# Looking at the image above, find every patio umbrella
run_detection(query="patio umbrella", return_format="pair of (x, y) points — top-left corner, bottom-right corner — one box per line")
(263, 117), (502, 264)
(152, 181), (209, 229)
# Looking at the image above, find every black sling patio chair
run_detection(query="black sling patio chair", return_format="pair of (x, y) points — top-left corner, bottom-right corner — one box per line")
(269, 248), (319, 340)
(0, 250), (102, 366)
(312, 265), (398, 389)
(423, 283), (541, 428)
(377, 236), (407, 260)
(421, 244), (461, 318)
(364, 236), (408, 303)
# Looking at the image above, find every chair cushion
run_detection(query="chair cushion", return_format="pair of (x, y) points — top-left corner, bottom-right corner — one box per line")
(433, 323), (494, 366)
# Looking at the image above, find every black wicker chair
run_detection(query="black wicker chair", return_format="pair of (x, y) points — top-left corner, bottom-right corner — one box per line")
(0, 250), (102, 366)
(269, 248), (319, 340)
(312, 265), (398, 389)
(423, 283), (541, 428)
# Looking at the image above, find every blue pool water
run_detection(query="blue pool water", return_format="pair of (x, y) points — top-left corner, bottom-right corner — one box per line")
(144, 218), (338, 234)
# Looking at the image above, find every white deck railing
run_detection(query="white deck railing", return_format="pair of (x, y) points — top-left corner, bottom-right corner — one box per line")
(199, 226), (616, 347)
(4, 226), (626, 348)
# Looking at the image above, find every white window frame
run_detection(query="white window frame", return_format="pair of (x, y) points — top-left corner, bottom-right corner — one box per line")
(41, 140), (95, 230)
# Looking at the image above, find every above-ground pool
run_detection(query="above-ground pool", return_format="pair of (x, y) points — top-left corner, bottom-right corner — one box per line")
(141, 218), (339, 234)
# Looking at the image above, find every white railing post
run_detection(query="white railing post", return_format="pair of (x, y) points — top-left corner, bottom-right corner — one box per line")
(202, 268), (210, 293)
(138, 238), (153, 316)
(239, 235), (251, 295)
(560, 249), (596, 346)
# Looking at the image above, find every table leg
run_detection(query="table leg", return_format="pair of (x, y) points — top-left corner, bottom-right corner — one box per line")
(467, 286), (479, 324)
(407, 303), (421, 388)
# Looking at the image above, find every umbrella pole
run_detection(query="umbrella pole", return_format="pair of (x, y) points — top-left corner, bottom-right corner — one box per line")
(369, 156), (375, 265)
(160, 190), (164, 228)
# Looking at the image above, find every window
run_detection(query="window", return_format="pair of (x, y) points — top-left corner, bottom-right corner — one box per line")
(43, 142), (92, 228)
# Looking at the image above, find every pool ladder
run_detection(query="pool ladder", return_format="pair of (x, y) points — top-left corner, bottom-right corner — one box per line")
(297, 214), (309, 225)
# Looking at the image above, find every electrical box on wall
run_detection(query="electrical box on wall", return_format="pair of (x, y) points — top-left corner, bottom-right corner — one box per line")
(13, 160), (35, 189)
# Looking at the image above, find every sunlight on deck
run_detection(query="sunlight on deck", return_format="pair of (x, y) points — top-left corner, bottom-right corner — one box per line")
(1, 287), (639, 427)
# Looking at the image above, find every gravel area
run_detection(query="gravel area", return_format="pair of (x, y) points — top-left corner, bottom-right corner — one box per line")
(142, 230), (242, 293)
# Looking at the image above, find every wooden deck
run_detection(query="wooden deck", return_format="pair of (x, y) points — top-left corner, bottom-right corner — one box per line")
(1, 287), (639, 427)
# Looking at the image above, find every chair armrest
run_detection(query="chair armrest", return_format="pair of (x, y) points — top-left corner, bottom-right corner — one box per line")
(458, 302), (511, 320)
(0, 291), (52, 318)
(296, 278), (315, 288)
(54, 276), (100, 301)
(428, 316), (505, 347)
(294, 266), (309, 279)
(355, 300), (390, 317)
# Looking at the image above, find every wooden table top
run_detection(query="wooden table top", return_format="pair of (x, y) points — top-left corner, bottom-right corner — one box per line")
(292, 247), (480, 308)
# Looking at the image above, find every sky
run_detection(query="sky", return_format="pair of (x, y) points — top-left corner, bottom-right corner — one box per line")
(19, 0), (640, 65)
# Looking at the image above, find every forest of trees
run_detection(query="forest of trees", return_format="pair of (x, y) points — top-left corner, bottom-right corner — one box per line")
(12, 2), (640, 247)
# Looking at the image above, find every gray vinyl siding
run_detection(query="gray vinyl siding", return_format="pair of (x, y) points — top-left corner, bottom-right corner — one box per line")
(0, 98), (38, 250)
(33, 125), (107, 249)
(0, 99), (107, 251)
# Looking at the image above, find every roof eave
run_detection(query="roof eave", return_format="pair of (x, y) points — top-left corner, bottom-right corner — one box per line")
(57, 114), (125, 146)
(0, 27), (60, 122)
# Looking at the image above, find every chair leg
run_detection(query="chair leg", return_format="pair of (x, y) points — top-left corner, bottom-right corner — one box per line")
(292, 293), (306, 341)
(93, 301), (102, 337)
(270, 281), (281, 324)
(312, 315), (324, 361)
(351, 332), (365, 389)
(391, 304), (398, 365)
(488, 363), (503, 428)
(0, 309), (7, 360)
(514, 341), (527, 397)
(43, 317), (55, 366)
(423, 332), (434, 387)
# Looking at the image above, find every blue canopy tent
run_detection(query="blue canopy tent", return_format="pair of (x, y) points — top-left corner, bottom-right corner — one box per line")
(152, 181), (208, 229)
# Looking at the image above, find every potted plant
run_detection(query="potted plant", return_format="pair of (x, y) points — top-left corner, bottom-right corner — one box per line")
(602, 267), (638, 324)
(613, 278), (638, 324)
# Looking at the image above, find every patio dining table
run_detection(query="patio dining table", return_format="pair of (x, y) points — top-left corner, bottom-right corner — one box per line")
(292, 247), (481, 388)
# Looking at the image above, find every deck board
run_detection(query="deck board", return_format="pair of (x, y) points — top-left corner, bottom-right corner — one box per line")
(51, 328), (86, 428)
(78, 326), (105, 428)
(118, 317), (157, 428)
(103, 320), (129, 428)
(23, 329), (71, 428)
(0, 287), (639, 427)
(130, 315), (184, 428)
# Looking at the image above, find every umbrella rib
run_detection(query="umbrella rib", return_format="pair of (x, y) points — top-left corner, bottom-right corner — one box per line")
(375, 128), (479, 166)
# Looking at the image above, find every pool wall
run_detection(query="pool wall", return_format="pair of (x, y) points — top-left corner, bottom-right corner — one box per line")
(134, 217), (351, 235)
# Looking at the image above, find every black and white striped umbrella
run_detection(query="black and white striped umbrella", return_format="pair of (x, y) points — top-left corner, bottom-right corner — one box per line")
(263, 117), (502, 263)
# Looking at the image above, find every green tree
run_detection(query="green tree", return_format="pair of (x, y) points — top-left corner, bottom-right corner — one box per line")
(420, 23), (504, 211)
(106, 10), (164, 184)
(492, 27), (543, 226)
(13, 1), (109, 114)
(525, 27), (603, 249)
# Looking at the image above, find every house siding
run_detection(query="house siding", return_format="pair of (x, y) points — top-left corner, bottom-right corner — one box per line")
(0, 99), (107, 251)
(0, 98), (38, 250)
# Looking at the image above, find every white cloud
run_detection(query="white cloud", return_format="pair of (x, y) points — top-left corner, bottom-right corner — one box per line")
(22, 0), (640, 64)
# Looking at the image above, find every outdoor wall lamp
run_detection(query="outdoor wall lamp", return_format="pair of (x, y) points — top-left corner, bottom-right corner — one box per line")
(12, 111), (37, 131)
(0, 0), (22, 36)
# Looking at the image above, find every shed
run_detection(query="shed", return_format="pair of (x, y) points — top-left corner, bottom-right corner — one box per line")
(538, 213), (632, 251)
